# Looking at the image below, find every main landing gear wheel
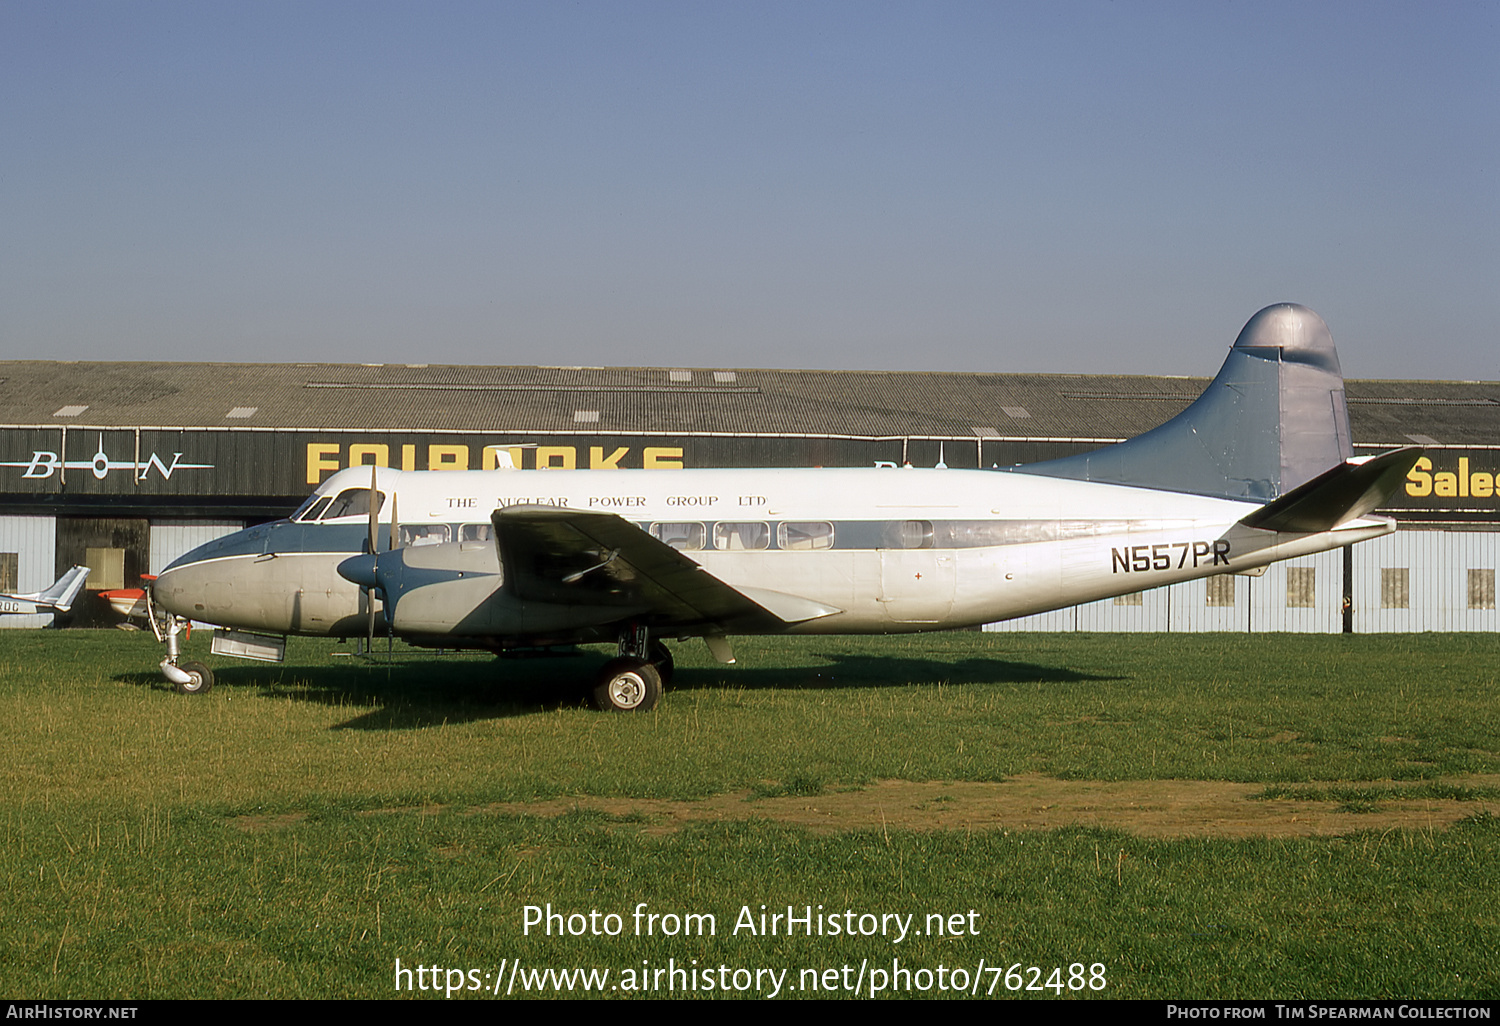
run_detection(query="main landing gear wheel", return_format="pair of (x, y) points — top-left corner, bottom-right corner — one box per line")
(174, 661), (214, 695)
(647, 640), (674, 685)
(592, 657), (662, 713)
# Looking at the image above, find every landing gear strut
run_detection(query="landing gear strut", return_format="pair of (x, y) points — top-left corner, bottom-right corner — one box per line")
(147, 587), (213, 694)
(590, 625), (666, 712)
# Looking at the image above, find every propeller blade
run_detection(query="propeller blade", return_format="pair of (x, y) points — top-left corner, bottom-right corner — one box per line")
(367, 464), (378, 554)
(390, 492), (399, 552)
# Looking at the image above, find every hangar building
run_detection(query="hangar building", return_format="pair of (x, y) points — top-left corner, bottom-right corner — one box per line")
(0, 359), (1494, 632)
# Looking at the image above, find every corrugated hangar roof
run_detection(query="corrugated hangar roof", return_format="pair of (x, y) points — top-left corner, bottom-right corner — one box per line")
(0, 361), (1495, 446)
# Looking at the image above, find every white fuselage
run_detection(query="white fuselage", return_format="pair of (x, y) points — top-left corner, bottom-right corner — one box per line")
(155, 464), (1395, 639)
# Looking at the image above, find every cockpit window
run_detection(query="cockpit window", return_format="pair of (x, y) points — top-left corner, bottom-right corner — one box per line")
(292, 495), (332, 522)
(320, 488), (386, 520)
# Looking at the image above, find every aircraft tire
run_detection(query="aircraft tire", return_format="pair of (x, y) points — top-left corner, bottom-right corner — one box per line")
(592, 658), (661, 713)
(175, 661), (214, 695)
(647, 640), (674, 685)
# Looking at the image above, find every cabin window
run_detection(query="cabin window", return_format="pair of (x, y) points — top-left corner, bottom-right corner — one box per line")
(460, 524), (493, 543)
(320, 488), (385, 520)
(651, 523), (705, 551)
(400, 524), (451, 547)
(777, 521), (835, 550)
(1286, 567), (1316, 608)
(883, 520), (934, 549)
(1469, 569), (1496, 610)
(1205, 575), (1235, 607)
(713, 522), (770, 551)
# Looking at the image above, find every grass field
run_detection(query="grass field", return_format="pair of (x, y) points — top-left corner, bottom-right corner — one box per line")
(1, 629), (1496, 999)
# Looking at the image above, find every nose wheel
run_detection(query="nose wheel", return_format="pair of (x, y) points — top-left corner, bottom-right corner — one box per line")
(172, 660), (215, 695)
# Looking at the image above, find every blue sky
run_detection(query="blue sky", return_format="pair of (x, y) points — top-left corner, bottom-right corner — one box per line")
(2, 1), (1495, 379)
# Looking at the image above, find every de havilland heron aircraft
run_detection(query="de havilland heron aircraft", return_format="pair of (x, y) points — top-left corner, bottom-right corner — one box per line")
(147, 304), (1420, 710)
(0, 565), (90, 618)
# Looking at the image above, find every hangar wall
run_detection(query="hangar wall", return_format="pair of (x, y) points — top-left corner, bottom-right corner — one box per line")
(0, 361), (1493, 633)
(0, 515), (57, 629)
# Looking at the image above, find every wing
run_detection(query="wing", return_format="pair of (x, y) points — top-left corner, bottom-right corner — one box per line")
(492, 505), (841, 632)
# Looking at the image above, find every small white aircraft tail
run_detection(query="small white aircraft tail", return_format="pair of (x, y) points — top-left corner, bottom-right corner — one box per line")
(22, 566), (92, 613)
(1018, 303), (1354, 503)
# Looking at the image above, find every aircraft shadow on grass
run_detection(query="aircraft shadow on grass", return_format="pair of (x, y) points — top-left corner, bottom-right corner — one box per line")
(116, 651), (1122, 731)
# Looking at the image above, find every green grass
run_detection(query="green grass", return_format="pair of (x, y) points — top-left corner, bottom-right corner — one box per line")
(0, 629), (1497, 998)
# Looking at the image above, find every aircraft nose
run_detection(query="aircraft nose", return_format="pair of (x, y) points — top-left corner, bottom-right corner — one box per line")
(337, 553), (379, 589)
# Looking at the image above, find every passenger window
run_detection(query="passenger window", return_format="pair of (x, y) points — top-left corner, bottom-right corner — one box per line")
(777, 521), (835, 550)
(400, 524), (452, 547)
(460, 523), (493, 543)
(320, 488), (385, 520)
(651, 522), (705, 551)
(713, 522), (770, 550)
(882, 520), (933, 549)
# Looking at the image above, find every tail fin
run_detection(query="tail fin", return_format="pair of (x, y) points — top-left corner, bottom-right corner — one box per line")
(1017, 304), (1353, 502)
(32, 566), (91, 612)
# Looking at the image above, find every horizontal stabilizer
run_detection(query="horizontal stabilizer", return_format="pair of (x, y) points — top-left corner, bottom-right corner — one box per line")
(1237, 447), (1423, 534)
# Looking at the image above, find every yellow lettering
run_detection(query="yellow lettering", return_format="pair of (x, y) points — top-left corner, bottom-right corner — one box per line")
(1434, 472), (1458, 497)
(643, 446), (684, 469)
(348, 443), (389, 468)
(1472, 472), (1493, 498)
(306, 443), (341, 485)
(427, 445), (469, 471)
(590, 446), (629, 469)
(1459, 457), (1469, 498)
(401, 444), (416, 471)
(1405, 457), (1432, 497)
(536, 446), (577, 470)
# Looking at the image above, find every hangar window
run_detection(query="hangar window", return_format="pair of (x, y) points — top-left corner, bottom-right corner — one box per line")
(320, 488), (386, 520)
(86, 547), (126, 591)
(1381, 568), (1410, 609)
(777, 522), (834, 550)
(400, 524), (451, 547)
(1285, 567), (1316, 608)
(1205, 575), (1235, 607)
(714, 522), (770, 550)
(651, 523), (705, 551)
(0, 553), (16, 593)
(1467, 569), (1494, 610)
(1113, 591), (1143, 606)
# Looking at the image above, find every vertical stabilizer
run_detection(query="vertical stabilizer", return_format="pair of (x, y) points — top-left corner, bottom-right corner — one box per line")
(1015, 304), (1353, 502)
